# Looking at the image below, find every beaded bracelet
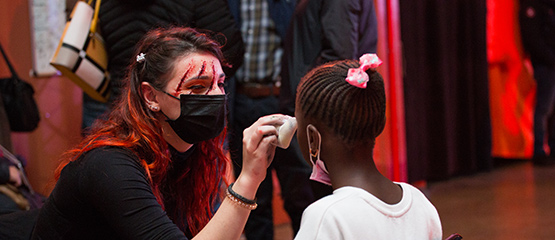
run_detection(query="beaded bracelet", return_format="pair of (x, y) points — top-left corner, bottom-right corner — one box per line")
(226, 183), (257, 210)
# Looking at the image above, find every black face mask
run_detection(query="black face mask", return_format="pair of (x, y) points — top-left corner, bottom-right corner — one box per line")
(161, 93), (227, 144)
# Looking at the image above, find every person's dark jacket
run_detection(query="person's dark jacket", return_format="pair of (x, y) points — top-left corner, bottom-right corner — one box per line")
(279, 0), (378, 115)
(225, 0), (296, 125)
(98, 0), (244, 99)
(227, 0), (296, 40)
(0, 161), (11, 184)
(520, 0), (555, 67)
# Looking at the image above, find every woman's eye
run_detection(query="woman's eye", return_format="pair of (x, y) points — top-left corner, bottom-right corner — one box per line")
(189, 85), (206, 90)
(186, 84), (210, 93)
(218, 82), (226, 88)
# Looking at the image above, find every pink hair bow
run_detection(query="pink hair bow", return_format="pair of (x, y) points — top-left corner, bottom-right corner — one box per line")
(345, 53), (382, 88)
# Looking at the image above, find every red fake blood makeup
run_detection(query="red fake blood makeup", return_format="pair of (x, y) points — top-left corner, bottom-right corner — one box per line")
(197, 61), (207, 78)
(174, 63), (193, 95)
(210, 62), (217, 92)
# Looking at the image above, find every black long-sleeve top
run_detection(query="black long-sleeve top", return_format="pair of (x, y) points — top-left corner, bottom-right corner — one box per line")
(31, 147), (194, 240)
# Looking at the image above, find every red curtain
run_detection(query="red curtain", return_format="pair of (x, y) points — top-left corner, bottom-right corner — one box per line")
(374, 0), (408, 182)
(372, 0), (532, 183)
(487, 0), (535, 159)
(399, 0), (492, 181)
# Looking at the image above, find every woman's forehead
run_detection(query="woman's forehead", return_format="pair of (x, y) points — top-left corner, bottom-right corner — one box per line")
(171, 54), (219, 78)
(175, 52), (221, 70)
(164, 52), (224, 93)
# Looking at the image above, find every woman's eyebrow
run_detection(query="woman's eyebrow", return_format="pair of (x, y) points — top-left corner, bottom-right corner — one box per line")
(186, 75), (212, 81)
(185, 71), (225, 82)
(184, 73), (225, 82)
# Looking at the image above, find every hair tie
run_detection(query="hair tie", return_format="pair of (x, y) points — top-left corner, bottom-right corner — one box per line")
(136, 53), (146, 63)
(345, 53), (382, 88)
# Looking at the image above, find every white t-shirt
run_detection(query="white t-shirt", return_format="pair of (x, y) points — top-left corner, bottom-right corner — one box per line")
(295, 182), (442, 240)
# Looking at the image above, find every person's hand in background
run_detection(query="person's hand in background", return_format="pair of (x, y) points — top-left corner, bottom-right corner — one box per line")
(8, 165), (21, 187)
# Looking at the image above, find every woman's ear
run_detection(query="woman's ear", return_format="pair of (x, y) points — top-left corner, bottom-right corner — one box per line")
(141, 82), (160, 112)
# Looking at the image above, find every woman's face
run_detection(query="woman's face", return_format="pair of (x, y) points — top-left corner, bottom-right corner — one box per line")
(158, 51), (225, 120)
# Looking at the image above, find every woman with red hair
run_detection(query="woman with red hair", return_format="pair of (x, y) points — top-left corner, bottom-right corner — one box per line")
(32, 27), (285, 239)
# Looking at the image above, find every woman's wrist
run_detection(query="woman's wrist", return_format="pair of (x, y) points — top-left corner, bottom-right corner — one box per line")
(231, 175), (260, 200)
(225, 183), (257, 210)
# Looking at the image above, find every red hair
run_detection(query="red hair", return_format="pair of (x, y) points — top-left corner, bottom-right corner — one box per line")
(55, 27), (230, 236)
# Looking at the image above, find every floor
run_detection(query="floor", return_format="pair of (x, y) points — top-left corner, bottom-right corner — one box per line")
(270, 159), (555, 240)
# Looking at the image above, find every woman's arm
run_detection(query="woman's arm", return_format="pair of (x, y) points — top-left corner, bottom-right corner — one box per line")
(193, 114), (287, 240)
(80, 114), (284, 240)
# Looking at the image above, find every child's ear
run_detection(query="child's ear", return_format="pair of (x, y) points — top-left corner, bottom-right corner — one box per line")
(141, 82), (160, 112)
(307, 124), (321, 156)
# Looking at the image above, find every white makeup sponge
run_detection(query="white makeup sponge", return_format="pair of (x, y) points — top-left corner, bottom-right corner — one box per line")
(276, 117), (297, 149)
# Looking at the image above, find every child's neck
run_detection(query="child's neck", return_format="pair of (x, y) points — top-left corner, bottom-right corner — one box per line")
(318, 130), (403, 204)
(332, 163), (403, 205)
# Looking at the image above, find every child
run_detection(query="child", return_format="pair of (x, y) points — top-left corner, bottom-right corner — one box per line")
(293, 54), (443, 239)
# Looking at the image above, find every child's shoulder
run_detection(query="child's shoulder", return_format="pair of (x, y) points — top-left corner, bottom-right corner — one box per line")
(304, 186), (376, 214)
(395, 182), (431, 202)
(395, 182), (440, 214)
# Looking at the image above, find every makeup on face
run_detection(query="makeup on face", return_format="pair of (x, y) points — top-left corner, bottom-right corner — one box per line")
(156, 53), (228, 145)
(168, 56), (226, 97)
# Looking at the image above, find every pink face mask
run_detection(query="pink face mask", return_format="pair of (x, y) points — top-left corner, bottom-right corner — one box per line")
(307, 124), (332, 186)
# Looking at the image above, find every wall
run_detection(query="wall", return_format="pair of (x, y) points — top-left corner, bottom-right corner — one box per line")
(1, 0), (83, 196)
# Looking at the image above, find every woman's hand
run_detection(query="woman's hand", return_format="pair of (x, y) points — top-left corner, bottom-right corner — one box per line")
(195, 114), (290, 240)
(236, 114), (289, 189)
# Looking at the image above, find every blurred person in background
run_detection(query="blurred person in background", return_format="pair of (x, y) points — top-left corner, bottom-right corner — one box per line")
(226, 0), (316, 239)
(520, 0), (555, 166)
(280, 0), (379, 199)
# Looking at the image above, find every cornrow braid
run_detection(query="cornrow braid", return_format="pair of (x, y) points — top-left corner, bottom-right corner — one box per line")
(296, 59), (386, 146)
